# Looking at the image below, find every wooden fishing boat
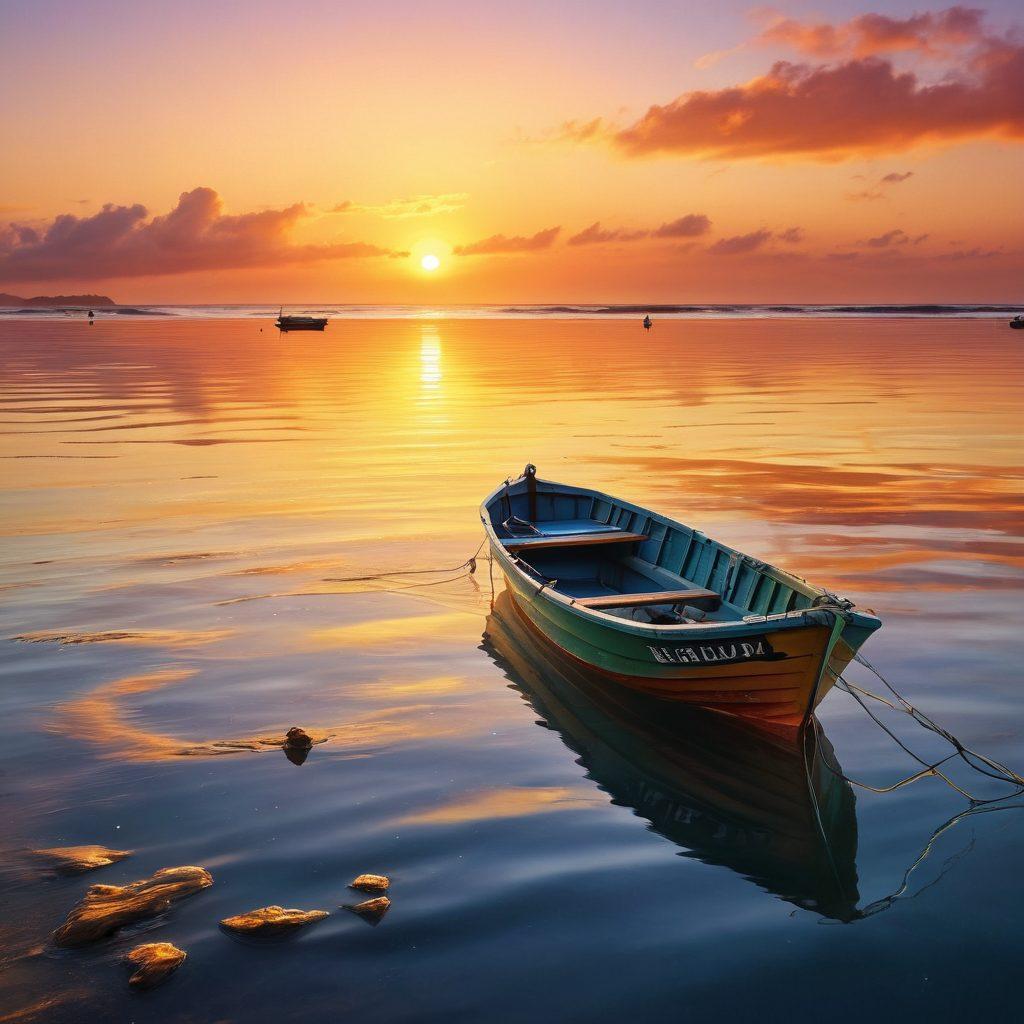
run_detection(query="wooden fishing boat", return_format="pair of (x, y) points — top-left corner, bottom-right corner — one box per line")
(275, 308), (328, 332)
(483, 592), (860, 920)
(482, 466), (881, 737)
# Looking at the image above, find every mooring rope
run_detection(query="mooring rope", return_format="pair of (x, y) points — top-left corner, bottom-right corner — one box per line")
(814, 654), (1024, 805)
(802, 654), (1024, 922)
(322, 537), (488, 591)
(853, 798), (1024, 919)
(852, 653), (1024, 786)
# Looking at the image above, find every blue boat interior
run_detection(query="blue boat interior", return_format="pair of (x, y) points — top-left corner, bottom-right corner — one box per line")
(486, 479), (820, 625)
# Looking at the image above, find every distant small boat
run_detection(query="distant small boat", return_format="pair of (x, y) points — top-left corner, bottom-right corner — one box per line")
(1010, 316), (1024, 330)
(642, 315), (652, 330)
(275, 307), (328, 332)
(482, 466), (882, 737)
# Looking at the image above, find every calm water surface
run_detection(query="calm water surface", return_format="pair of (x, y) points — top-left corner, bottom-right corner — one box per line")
(1, 318), (1022, 1022)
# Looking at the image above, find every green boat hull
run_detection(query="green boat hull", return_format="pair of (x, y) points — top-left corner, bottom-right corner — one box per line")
(482, 469), (880, 736)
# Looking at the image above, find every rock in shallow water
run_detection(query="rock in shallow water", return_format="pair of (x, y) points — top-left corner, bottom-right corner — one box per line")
(349, 873), (390, 893)
(125, 942), (186, 989)
(32, 845), (132, 875)
(283, 727), (314, 764)
(52, 866), (213, 947)
(175, 727), (328, 760)
(220, 905), (328, 936)
(284, 726), (313, 750)
(345, 896), (391, 925)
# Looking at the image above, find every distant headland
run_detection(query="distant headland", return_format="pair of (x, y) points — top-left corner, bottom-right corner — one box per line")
(0, 293), (117, 307)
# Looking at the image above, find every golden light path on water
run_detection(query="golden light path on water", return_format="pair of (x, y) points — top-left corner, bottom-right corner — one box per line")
(0, 316), (1022, 1022)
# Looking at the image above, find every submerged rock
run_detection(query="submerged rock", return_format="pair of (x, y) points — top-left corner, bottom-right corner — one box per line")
(282, 727), (315, 765)
(174, 730), (327, 758)
(53, 866), (213, 947)
(345, 896), (390, 925)
(284, 727), (313, 750)
(125, 942), (186, 989)
(349, 873), (390, 893)
(220, 905), (328, 936)
(32, 845), (132, 875)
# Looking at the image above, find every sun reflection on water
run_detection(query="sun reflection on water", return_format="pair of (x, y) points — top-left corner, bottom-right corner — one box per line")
(419, 325), (443, 390)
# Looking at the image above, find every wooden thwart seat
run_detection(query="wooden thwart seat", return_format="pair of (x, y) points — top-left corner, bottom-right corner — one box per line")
(576, 588), (720, 611)
(504, 531), (648, 553)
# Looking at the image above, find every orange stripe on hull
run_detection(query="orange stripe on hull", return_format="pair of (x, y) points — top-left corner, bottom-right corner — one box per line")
(508, 593), (831, 739)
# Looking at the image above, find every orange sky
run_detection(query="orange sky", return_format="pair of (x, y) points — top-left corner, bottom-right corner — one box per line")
(0, 1), (1022, 302)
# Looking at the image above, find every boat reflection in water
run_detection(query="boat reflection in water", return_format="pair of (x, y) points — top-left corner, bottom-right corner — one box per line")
(483, 590), (861, 922)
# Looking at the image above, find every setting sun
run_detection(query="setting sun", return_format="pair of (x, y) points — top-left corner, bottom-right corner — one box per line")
(421, 254), (441, 272)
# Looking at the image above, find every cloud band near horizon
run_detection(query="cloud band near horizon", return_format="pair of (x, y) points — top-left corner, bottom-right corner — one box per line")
(568, 214), (711, 246)
(453, 227), (561, 255)
(0, 188), (405, 284)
